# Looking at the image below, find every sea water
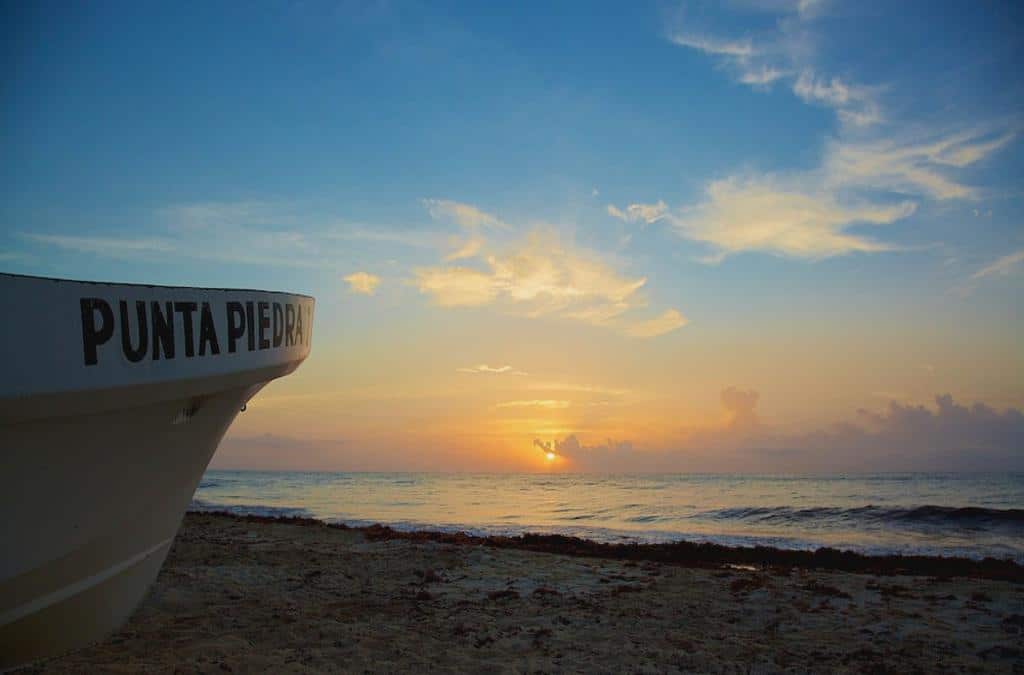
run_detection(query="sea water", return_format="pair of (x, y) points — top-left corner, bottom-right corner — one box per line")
(192, 472), (1024, 561)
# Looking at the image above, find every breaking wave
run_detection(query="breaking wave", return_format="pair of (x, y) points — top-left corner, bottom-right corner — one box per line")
(189, 498), (313, 519)
(696, 505), (1024, 531)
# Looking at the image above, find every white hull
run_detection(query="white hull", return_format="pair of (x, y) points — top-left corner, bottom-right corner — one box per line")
(0, 274), (314, 668)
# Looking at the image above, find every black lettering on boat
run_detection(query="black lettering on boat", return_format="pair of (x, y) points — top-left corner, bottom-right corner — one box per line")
(272, 302), (284, 348)
(226, 301), (245, 353)
(119, 300), (148, 363)
(151, 301), (175, 361)
(80, 298), (114, 366)
(295, 304), (304, 346)
(245, 301), (256, 352)
(174, 301), (198, 357)
(258, 301), (270, 350)
(285, 304), (296, 346)
(199, 302), (220, 356)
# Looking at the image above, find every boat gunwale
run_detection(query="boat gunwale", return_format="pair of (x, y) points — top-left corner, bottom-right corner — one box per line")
(0, 272), (315, 300)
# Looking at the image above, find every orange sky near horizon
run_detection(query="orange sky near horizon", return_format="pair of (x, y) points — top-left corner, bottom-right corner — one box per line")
(212, 301), (1024, 473)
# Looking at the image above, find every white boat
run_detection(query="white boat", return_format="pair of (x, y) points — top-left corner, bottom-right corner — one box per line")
(0, 273), (314, 668)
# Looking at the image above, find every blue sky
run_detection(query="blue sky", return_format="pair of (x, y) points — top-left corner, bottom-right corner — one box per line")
(2, 1), (1022, 470)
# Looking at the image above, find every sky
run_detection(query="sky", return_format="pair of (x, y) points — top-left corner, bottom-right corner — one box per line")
(2, 0), (1022, 472)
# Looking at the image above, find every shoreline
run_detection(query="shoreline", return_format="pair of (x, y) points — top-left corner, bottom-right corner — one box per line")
(202, 510), (1024, 582)
(19, 511), (1024, 673)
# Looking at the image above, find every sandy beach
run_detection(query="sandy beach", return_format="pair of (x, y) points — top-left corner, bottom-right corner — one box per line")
(16, 513), (1024, 674)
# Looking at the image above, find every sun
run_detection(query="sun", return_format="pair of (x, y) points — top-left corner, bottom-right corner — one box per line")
(545, 452), (556, 462)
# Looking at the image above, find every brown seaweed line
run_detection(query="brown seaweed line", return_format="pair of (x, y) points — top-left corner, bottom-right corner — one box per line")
(185, 511), (1024, 582)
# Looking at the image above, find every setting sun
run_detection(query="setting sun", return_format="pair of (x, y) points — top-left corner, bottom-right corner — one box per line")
(546, 452), (556, 462)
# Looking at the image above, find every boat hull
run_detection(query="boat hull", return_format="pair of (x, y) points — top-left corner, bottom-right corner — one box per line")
(0, 274), (314, 668)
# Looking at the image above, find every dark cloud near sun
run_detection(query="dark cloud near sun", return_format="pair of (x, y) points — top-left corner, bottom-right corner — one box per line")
(719, 386), (760, 430)
(543, 391), (1024, 473)
(790, 395), (1024, 471)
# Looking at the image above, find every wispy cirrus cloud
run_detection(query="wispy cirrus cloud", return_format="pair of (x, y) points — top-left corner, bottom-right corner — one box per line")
(668, 32), (754, 58)
(971, 249), (1024, 280)
(326, 226), (443, 250)
(0, 250), (36, 263)
(423, 199), (509, 230)
(496, 399), (571, 409)
(740, 65), (786, 86)
(624, 309), (689, 338)
(792, 72), (881, 127)
(669, 176), (916, 261)
(606, 200), (668, 225)
(668, 126), (1010, 262)
(667, 4), (874, 128)
(457, 364), (528, 375)
(342, 271), (381, 295)
(824, 129), (1017, 201)
(648, 5), (1017, 263)
(17, 200), (446, 270)
(161, 200), (293, 230)
(526, 381), (631, 397)
(21, 233), (176, 256)
(424, 198), (507, 262)
(21, 201), (323, 267)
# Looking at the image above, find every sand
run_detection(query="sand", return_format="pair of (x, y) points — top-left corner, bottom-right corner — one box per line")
(16, 513), (1024, 673)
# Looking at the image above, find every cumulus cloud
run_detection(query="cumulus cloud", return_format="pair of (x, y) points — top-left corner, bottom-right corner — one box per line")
(343, 271), (381, 295)
(415, 229), (685, 335)
(414, 201), (687, 337)
(457, 364), (528, 375)
(414, 266), (501, 307)
(971, 249), (1024, 280)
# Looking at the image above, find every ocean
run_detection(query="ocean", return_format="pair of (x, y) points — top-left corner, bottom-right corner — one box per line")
(191, 471), (1024, 562)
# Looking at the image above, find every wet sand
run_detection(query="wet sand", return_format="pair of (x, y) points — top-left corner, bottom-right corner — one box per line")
(18, 513), (1024, 673)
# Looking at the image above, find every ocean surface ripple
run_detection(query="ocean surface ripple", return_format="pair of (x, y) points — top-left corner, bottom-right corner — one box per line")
(191, 471), (1024, 561)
